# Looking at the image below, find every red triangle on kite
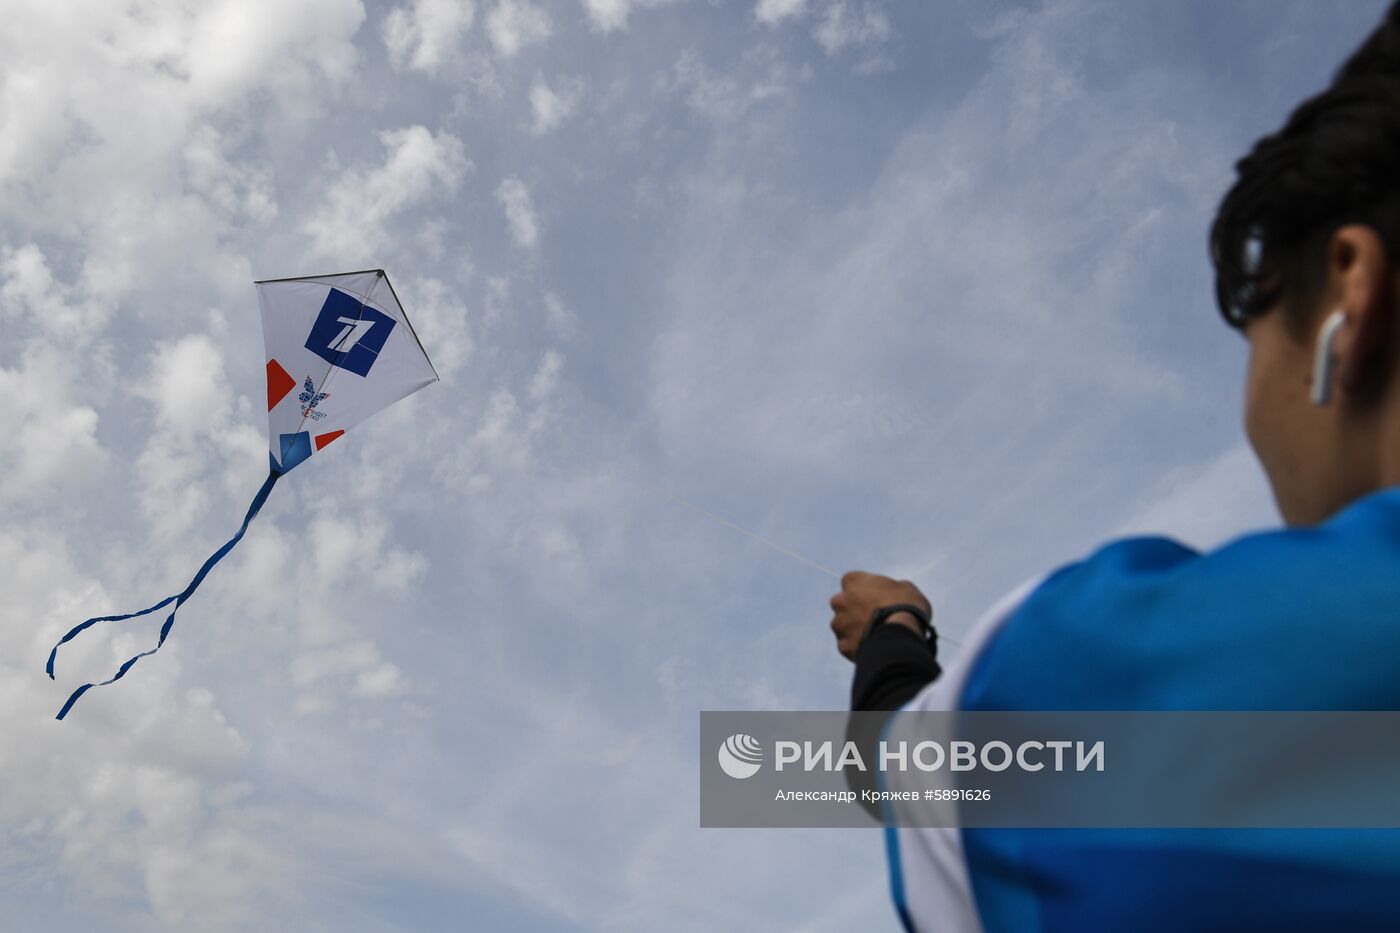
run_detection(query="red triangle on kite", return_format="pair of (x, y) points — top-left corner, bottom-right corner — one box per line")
(266, 358), (296, 411)
(314, 430), (344, 450)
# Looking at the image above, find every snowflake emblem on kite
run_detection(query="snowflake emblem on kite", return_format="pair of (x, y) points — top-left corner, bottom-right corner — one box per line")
(298, 376), (330, 421)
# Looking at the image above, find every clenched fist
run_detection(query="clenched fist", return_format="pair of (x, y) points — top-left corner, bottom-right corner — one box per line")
(828, 571), (932, 661)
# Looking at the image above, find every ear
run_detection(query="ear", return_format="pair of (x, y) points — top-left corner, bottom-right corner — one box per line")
(1331, 225), (1395, 399)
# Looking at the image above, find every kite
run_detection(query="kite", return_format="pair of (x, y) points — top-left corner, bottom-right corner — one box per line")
(46, 269), (438, 720)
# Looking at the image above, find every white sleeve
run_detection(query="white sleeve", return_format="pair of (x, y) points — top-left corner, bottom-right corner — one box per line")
(882, 572), (1047, 933)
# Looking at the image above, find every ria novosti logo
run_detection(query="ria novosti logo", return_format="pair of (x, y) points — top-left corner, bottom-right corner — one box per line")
(718, 733), (764, 779)
(715, 734), (1106, 780)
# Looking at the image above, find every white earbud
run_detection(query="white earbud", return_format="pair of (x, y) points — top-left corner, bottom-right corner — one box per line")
(1310, 309), (1348, 406)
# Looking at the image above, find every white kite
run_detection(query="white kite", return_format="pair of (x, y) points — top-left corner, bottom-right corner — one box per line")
(48, 269), (437, 719)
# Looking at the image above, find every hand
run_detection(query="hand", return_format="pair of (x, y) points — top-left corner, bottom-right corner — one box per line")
(828, 570), (932, 662)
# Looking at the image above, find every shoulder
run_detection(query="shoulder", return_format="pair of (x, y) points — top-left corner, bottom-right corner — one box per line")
(962, 490), (1400, 710)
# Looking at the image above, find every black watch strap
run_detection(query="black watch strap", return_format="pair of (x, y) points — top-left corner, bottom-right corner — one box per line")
(863, 603), (932, 648)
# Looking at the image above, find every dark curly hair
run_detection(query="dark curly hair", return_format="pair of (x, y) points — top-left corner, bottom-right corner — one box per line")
(1210, 1), (1400, 338)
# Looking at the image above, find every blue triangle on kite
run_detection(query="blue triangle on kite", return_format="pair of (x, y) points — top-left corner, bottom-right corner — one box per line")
(278, 431), (312, 472)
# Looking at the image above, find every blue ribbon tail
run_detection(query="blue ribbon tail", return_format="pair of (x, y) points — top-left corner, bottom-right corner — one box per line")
(51, 468), (281, 721)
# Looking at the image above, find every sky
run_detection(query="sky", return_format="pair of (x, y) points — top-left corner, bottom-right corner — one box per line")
(0, 0), (1392, 929)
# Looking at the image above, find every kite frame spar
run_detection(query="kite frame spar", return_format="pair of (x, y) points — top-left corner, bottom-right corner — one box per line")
(47, 268), (437, 720)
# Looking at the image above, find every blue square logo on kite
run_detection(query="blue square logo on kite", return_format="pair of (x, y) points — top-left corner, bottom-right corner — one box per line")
(304, 288), (396, 377)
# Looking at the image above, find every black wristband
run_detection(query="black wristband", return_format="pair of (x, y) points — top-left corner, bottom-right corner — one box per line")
(862, 603), (932, 649)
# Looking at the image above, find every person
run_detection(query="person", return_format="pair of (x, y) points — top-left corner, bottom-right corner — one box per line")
(828, 3), (1400, 930)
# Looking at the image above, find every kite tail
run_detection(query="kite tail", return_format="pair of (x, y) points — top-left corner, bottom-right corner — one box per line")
(48, 468), (281, 721)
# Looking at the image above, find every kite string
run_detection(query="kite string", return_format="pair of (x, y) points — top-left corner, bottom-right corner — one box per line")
(663, 488), (960, 648)
(665, 492), (841, 579)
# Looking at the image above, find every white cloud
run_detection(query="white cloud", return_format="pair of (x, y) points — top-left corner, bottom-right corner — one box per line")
(131, 332), (264, 539)
(544, 291), (578, 337)
(485, 0), (552, 57)
(307, 515), (427, 593)
(1, 243), (108, 341)
(497, 175), (540, 248)
(530, 73), (584, 134)
(179, 0), (364, 103)
(183, 126), (279, 225)
(528, 349), (565, 401)
(0, 0), (364, 306)
(291, 639), (406, 711)
(671, 49), (791, 122)
(755, 0), (807, 25)
(973, 7), (1030, 41)
(813, 0), (891, 56)
(134, 334), (233, 437)
(0, 245), (113, 508)
(582, 0), (633, 32)
(579, 0), (677, 33)
(384, 0), (477, 72)
(0, 0), (363, 192)
(400, 277), (475, 378)
(0, 342), (107, 507)
(304, 125), (471, 261)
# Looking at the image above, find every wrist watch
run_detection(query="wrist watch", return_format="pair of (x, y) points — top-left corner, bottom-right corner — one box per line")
(863, 602), (933, 648)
